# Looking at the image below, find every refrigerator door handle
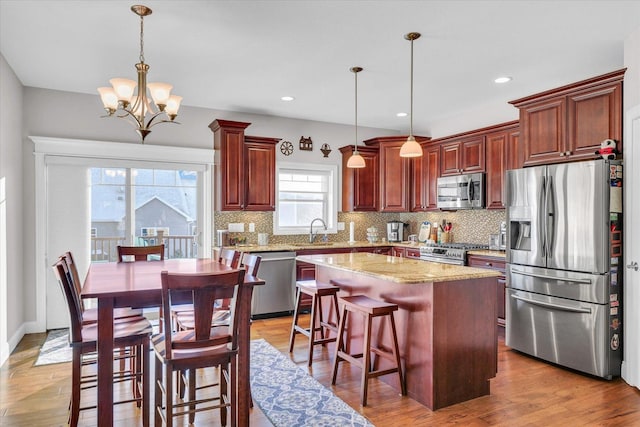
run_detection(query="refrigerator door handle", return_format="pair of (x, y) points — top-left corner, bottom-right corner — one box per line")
(511, 268), (593, 284)
(546, 175), (555, 259)
(540, 175), (547, 257)
(511, 294), (592, 313)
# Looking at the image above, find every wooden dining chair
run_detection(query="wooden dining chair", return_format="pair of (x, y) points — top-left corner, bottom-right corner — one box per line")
(117, 244), (166, 331)
(153, 268), (246, 427)
(60, 251), (143, 323)
(117, 244), (165, 262)
(52, 259), (153, 427)
(241, 252), (262, 277)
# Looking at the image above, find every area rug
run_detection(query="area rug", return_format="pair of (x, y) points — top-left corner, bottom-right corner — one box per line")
(34, 328), (72, 366)
(250, 338), (374, 427)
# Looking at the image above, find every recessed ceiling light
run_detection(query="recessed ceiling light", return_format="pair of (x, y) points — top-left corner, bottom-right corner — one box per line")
(396, 112), (408, 117)
(281, 96), (295, 101)
(494, 76), (512, 84)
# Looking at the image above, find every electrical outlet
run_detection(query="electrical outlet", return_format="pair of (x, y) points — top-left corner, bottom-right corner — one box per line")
(337, 222), (345, 231)
(249, 223), (255, 232)
(228, 222), (245, 232)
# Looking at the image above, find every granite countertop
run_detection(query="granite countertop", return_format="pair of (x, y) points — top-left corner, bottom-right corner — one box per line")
(219, 241), (424, 253)
(467, 249), (507, 258)
(296, 252), (501, 284)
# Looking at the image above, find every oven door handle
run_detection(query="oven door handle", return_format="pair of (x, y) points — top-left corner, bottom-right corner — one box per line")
(510, 294), (592, 314)
(511, 268), (592, 284)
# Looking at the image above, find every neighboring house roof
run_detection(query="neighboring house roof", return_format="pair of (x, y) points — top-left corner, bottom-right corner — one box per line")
(91, 180), (196, 222)
(137, 196), (194, 222)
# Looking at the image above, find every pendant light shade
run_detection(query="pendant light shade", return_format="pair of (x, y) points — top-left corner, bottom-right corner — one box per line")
(400, 32), (423, 158)
(347, 66), (366, 168)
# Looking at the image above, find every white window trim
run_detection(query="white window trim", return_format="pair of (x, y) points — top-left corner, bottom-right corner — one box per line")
(30, 136), (214, 333)
(273, 161), (338, 236)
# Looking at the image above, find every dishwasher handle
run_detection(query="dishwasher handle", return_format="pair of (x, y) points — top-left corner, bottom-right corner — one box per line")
(510, 293), (592, 314)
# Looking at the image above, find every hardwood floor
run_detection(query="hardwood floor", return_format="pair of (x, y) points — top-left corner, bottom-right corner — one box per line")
(1, 315), (639, 426)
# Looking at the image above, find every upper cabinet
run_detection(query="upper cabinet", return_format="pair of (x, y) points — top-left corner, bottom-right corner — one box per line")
(411, 143), (440, 211)
(364, 136), (430, 212)
(340, 145), (379, 212)
(243, 135), (280, 211)
(209, 119), (279, 211)
(485, 122), (519, 209)
(510, 69), (625, 166)
(440, 135), (485, 176)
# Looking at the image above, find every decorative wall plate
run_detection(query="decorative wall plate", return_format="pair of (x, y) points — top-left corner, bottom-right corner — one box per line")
(280, 140), (293, 156)
(299, 136), (313, 151)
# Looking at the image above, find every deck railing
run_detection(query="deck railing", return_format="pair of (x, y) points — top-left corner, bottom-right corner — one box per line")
(91, 235), (197, 262)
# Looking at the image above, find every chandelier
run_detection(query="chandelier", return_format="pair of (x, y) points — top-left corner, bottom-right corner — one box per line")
(97, 5), (182, 142)
(399, 32), (423, 158)
(347, 66), (366, 168)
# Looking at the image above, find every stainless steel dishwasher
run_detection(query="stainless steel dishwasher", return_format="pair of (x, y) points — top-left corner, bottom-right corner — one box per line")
(250, 251), (296, 318)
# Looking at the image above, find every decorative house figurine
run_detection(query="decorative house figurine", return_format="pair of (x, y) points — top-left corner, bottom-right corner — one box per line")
(299, 136), (313, 151)
(320, 143), (332, 157)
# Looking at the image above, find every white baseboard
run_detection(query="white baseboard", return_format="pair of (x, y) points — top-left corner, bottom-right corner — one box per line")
(0, 321), (43, 368)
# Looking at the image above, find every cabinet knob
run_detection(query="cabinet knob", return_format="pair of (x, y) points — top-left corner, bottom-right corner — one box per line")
(559, 152), (565, 157)
(566, 151), (571, 156)
(485, 262), (493, 266)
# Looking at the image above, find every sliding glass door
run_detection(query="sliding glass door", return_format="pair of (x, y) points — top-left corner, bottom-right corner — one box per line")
(90, 167), (199, 262)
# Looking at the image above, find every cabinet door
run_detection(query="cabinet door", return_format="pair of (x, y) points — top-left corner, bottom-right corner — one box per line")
(424, 145), (440, 210)
(244, 141), (275, 211)
(440, 141), (461, 176)
(379, 142), (409, 212)
(567, 82), (622, 160)
(506, 130), (522, 170)
(461, 136), (485, 172)
(218, 128), (246, 211)
(486, 131), (507, 209)
(405, 247), (421, 259)
(440, 136), (485, 176)
(341, 146), (379, 212)
(296, 261), (316, 281)
(521, 97), (567, 165)
(467, 255), (506, 326)
(411, 143), (440, 211)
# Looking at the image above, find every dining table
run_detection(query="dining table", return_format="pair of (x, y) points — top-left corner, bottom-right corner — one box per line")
(81, 258), (264, 427)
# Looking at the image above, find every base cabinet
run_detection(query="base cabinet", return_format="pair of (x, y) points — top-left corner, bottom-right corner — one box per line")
(467, 254), (506, 327)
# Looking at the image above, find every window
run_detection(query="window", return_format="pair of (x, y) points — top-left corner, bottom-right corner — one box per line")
(274, 162), (338, 235)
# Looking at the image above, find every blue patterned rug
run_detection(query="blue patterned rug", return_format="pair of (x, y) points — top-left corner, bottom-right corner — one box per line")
(250, 339), (374, 427)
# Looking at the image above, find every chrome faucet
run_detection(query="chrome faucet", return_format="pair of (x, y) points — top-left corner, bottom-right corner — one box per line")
(309, 218), (328, 243)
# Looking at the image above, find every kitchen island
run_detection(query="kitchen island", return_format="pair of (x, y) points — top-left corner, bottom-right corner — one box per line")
(296, 252), (501, 410)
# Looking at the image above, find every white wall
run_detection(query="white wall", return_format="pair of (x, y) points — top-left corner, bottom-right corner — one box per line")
(19, 87), (400, 330)
(624, 27), (640, 109)
(0, 54), (24, 365)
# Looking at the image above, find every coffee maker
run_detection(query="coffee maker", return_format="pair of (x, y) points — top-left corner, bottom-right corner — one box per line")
(387, 221), (408, 242)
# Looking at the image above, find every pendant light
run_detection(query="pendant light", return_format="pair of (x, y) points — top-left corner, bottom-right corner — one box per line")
(400, 32), (423, 158)
(347, 66), (366, 168)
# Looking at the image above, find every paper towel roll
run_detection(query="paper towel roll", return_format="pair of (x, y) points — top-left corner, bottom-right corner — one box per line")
(349, 221), (355, 243)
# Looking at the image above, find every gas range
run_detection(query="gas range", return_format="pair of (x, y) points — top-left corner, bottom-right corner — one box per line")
(419, 242), (489, 265)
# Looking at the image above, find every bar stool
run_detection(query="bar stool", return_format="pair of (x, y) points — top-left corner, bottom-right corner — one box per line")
(331, 295), (406, 406)
(289, 280), (341, 366)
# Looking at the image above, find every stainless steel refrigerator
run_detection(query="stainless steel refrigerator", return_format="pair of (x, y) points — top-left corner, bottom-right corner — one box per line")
(505, 159), (623, 379)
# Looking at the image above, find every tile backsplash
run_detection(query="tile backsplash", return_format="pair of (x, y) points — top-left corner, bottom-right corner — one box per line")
(214, 209), (505, 246)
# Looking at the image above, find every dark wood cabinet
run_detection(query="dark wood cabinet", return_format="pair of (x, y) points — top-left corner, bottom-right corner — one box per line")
(243, 136), (279, 211)
(467, 254), (506, 327)
(506, 130), (522, 171)
(440, 135), (485, 176)
(209, 119), (279, 211)
(391, 247), (405, 257)
(340, 145), (379, 212)
(411, 143), (440, 211)
(485, 122), (519, 209)
(364, 136), (429, 213)
(510, 69), (625, 166)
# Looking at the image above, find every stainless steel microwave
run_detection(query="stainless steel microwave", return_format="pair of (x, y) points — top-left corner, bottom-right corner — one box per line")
(436, 173), (485, 210)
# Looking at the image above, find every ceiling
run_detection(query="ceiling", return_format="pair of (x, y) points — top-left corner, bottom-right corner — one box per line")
(2, 0), (639, 137)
